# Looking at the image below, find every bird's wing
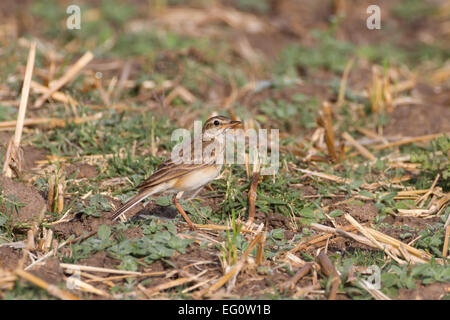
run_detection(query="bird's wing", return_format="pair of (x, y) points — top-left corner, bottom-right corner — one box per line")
(137, 161), (211, 190)
(137, 133), (219, 190)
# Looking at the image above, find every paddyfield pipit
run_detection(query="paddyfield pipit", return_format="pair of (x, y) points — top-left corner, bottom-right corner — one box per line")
(110, 116), (241, 229)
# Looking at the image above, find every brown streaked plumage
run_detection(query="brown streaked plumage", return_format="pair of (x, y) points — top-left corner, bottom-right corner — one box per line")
(110, 116), (241, 229)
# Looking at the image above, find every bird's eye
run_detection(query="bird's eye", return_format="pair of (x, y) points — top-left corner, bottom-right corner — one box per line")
(214, 120), (220, 126)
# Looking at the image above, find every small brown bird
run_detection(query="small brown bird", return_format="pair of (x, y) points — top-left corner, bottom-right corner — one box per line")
(110, 116), (241, 229)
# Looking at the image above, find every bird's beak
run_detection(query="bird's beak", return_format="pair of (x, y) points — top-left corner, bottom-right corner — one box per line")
(223, 120), (241, 129)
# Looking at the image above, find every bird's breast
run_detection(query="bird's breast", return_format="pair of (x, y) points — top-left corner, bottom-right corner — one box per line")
(174, 165), (221, 191)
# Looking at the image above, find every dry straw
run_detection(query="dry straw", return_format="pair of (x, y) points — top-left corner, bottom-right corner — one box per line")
(2, 40), (36, 177)
(34, 51), (94, 108)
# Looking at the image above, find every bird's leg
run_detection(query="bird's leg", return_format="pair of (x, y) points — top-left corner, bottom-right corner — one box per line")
(173, 192), (196, 230)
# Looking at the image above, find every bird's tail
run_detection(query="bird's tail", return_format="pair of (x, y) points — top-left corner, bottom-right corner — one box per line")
(110, 187), (158, 221)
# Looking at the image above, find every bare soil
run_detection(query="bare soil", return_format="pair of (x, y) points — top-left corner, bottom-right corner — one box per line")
(384, 103), (450, 137)
(333, 202), (379, 225)
(65, 163), (99, 180)
(397, 282), (450, 300)
(52, 214), (115, 238)
(22, 146), (47, 172)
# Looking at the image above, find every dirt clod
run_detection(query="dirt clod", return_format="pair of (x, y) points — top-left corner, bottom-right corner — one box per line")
(29, 258), (64, 284)
(0, 246), (28, 270)
(0, 177), (46, 224)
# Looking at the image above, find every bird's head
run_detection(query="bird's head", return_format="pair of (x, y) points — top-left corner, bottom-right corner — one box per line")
(202, 116), (241, 139)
